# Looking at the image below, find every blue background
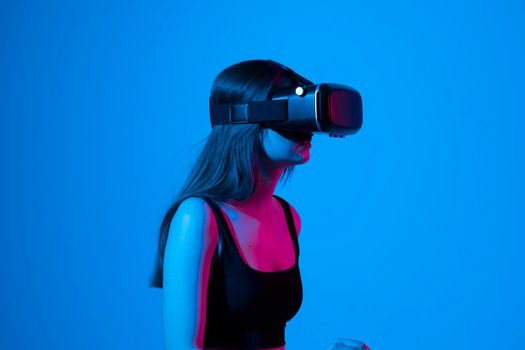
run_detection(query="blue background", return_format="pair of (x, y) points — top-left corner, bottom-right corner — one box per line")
(1, 0), (524, 349)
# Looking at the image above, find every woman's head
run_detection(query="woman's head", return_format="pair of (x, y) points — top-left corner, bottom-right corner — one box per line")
(149, 59), (312, 288)
(209, 59), (314, 183)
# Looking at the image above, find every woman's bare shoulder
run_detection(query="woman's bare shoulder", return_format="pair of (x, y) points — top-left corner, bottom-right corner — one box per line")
(167, 197), (219, 250)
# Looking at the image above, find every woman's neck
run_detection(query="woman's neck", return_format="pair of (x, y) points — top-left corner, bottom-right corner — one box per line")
(227, 156), (284, 218)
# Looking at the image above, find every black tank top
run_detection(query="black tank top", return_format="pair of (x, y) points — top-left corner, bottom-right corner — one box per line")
(200, 195), (303, 349)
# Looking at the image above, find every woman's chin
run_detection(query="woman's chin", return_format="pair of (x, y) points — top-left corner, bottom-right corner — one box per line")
(294, 149), (310, 164)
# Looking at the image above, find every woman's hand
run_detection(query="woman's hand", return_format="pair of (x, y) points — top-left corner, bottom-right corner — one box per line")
(322, 337), (372, 350)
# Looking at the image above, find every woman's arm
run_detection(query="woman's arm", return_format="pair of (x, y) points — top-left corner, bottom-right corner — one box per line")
(162, 197), (219, 350)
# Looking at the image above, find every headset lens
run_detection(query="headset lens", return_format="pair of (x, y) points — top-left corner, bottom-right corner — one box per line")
(329, 90), (362, 128)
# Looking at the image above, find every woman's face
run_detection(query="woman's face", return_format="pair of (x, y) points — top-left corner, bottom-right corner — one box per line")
(261, 128), (313, 166)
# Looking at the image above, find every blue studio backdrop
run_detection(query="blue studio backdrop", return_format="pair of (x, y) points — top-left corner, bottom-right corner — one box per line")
(1, 0), (524, 349)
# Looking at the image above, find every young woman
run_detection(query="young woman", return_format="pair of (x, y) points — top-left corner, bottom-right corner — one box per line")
(150, 59), (314, 350)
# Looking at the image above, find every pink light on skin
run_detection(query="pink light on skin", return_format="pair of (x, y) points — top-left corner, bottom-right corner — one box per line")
(297, 139), (311, 149)
(296, 142), (311, 163)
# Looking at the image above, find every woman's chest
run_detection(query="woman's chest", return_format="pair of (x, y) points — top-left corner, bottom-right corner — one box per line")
(219, 206), (296, 273)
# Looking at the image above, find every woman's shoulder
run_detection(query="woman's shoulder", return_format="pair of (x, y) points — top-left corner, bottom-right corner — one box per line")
(275, 195), (302, 236)
(167, 196), (220, 247)
(175, 196), (214, 221)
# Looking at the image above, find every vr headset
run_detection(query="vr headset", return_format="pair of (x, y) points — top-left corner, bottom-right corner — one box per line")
(209, 64), (363, 138)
